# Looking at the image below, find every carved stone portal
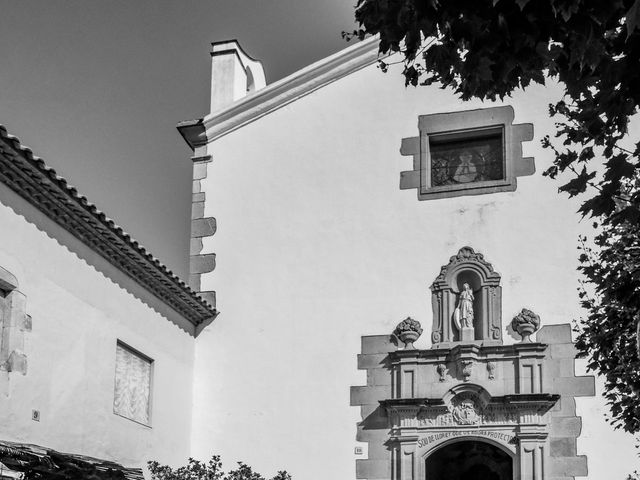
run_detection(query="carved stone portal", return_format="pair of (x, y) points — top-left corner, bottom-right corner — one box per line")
(431, 246), (502, 346)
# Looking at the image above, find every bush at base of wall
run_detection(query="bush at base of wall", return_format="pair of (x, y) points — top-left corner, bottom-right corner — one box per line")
(147, 456), (291, 480)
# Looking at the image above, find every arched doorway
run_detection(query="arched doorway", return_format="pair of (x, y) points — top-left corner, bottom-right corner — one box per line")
(425, 440), (512, 480)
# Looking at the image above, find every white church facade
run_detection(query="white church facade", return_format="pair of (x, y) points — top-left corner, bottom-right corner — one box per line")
(0, 36), (636, 480)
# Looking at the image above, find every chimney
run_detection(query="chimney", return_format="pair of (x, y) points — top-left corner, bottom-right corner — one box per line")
(209, 40), (266, 114)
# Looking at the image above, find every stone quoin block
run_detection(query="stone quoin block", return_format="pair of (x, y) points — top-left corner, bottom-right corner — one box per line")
(552, 397), (577, 416)
(358, 404), (380, 420)
(191, 217), (217, 238)
(547, 455), (588, 477)
(355, 459), (389, 479)
(550, 437), (577, 457)
(191, 202), (205, 220)
(537, 324), (573, 344)
(350, 385), (389, 406)
(544, 358), (577, 379)
(190, 238), (203, 256)
(190, 254), (216, 275)
(193, 162), (208, 180)
(553, 376), (595, 397)
(367, 368), (392, 386)
(361, 335), (397, 354)
(188, 274), (201, 292)
(357, 353), (388, 370)
(356, 427), (389, 443)
(549, 343), (579, 359)
(550, 417), (583, 437)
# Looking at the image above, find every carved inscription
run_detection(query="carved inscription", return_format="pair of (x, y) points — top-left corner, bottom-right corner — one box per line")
(417, 430), (516, 448)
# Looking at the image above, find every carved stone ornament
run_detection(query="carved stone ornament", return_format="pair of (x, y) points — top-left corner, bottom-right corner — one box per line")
(461, 360), (474, 381)
(487, 361), (496, 380)
(511, 308), (541, 342)
(451, 398), (481, 425)
(436, 363), (447, 382)
(393, 317), (423, 349)
(430, 246), (503, 346)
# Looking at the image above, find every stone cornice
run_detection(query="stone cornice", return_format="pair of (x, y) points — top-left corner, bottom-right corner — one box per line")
(177, 36), (380, 149)
(380, 394), (559, 410)
(390, 342), (548, 363)
(0, 125), (218, 336)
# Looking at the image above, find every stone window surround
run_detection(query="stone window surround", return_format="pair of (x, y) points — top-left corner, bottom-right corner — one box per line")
(400, 105), (535, 200)
(0, 266), (30, 375)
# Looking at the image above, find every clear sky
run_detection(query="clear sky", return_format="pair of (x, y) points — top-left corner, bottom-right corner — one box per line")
(0, 0), (360, 279)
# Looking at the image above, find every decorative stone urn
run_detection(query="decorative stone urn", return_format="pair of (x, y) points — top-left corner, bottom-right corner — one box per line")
(393, 317), (423, 349)
(510, 308), (541, 343)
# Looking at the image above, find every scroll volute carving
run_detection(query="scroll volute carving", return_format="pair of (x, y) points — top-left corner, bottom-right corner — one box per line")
(430, 247), (502, 346)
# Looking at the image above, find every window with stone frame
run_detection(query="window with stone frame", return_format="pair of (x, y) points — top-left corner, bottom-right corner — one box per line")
(399, 106), (535, 200)
(113, 341), (153, 426)
(0, 266), (29, 375)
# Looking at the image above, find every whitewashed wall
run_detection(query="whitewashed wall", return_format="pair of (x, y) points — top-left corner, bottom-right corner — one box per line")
(191, 61), (638, 479)
(0, 185), (195, 468)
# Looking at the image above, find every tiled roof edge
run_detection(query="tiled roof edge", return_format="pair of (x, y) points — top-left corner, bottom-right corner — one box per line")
(0, 125), (218, 336)
(0, 439), (145, 480)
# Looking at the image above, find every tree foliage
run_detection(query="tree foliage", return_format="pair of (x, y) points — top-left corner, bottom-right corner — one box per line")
(576, 211), (640, 432)
(147, 456), (291, 480)
(348, 0), (640, 433)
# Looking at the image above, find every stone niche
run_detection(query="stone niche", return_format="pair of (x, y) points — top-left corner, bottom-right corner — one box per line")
(350, 248), (595, 480)
(431, 246), (502, 346)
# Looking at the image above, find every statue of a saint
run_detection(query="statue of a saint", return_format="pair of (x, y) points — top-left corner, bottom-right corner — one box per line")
(454, 283), (475, 330)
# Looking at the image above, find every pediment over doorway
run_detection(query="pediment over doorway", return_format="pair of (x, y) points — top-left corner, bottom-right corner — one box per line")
(381, 385), (559, 432)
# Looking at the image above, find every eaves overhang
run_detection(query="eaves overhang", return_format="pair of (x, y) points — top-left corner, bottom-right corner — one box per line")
(0, 439), (144, 480)
(0, 125), (218, 336)
(177, 35), (381, 150)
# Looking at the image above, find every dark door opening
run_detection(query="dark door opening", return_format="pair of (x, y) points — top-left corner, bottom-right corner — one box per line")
(425, 440), (512, 480)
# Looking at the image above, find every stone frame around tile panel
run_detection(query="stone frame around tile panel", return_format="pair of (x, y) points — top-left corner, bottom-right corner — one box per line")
(0, 266), (30, 375)
(400, 106), (535, 201)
